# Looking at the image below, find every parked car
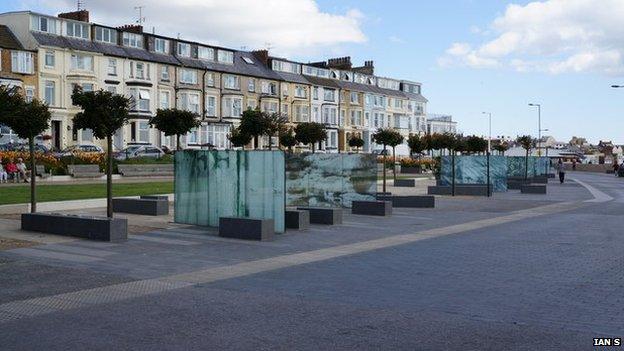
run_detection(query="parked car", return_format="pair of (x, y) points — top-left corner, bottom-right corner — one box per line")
(55, 144), (104, 157)
(0, 142), (49, 153)
(115, 145), (165, 160)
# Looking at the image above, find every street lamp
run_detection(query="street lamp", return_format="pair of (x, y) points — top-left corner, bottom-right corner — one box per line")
(481, 112), (492, 154)
(528, 103), (541, 156)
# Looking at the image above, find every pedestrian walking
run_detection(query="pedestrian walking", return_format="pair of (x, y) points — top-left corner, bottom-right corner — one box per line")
(613, 162), (619, 177)
(557, 159), (566, 184)
(572, 159), (576, 171)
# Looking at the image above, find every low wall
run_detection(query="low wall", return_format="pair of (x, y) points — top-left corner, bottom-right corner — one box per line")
(563, 163), (612, 172)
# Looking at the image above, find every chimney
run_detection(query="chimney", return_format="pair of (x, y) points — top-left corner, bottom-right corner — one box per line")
(326, 56), (352, 70)
(58, 10), (89, 22)
(252, 49), (269, 66)
(308, 60), (328, 68)
(352, 60), (374, 75)
(117, 24), (143, 33)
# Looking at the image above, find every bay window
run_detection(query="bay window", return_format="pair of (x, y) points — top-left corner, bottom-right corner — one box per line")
(223, 97), (243, 117)
(223, 75), (239, 90)
(323, 88), (335, 102)
(179, 92), (200, 113)
(129, 88), (150, 111)
(159, 91), (170, 109)
(11, 51), (34, 74)
(70, 54), (93, 71)
(179, 69), (197, 84)
(205, 95), (217, 116)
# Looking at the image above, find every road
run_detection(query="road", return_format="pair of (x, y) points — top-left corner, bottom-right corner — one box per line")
(0, 172), (622, 350)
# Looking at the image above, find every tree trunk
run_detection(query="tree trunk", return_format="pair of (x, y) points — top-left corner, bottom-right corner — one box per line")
(254, 136), (259, 150)
(29, 136), (36, 213)
(106, 135), (113, 218)
(525, 150), (529, 180)
(176, 134), (182, 151)
(451, 151), (456, 196)
(311, 142), (315, 153)
(392, 146), (397, 181)
(382, 145), (387, 193)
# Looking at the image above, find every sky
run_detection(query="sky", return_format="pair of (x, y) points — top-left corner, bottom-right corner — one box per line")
(3, 0), (624, 144)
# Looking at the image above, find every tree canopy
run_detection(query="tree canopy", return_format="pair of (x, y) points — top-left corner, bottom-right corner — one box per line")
(228, 127), (252, 148)
(72, 87), (132, 139)
(464, 135), (488, 154)
(279, 128), (297, 151)
(407, 134), (427, 155)
(348, 135), (364, 150)
(516, 135), (535, 151)
(372, 128), (402, 148)
(295, 122), (327, 152)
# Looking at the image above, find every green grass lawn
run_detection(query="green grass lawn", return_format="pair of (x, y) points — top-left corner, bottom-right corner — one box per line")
(0, 181), (173, 205)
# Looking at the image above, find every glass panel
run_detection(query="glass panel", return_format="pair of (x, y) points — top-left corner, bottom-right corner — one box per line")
(440, 155), (508, 192)
(174, 150), (285, 232)
(285, 153), (376, 208)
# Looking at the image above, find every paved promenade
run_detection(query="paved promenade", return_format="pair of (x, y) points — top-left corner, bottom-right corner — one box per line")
(0, 172), (622, 350)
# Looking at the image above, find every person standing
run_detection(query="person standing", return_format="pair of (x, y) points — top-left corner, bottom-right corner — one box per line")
(572, 159), (576, 171)
(557, 159), (566, 184)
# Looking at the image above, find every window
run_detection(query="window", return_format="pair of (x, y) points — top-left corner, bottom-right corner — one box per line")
(313, 87), (319, 100)
(129, 88), (150, 111)
(106, 86), (117, 93)
(246, 99), (257, 110)
(323, 88), (335, 102)
(282, 104), (289, 117)
(294, 86), (306, 98)
(138, 122), (150, 143)
(179, 69), (197, 84)
(294, 105), (309, 122)
(160, 66), (169, 81)
(322, 107), (337, 125)
(95, 27), (116, 44)
(122, 32), (143, 48)
(81, 128), (94, 142)
(44, 81), (55, 106)
(179, 92), (200, 113)
(350, 92), (359, 104)
(81, 83), (94, 92)
(223, 75), (239, 90)
(223, 97), (243, 117)
(70, 54), (93, 71)
(203, 124), (231, 149)
(107, 59), (117, 76)
(217, 50), (234, 64)
(261, 101), (278, 113)
(177, 42), (191, 57)
(32, 16), (57, 34)
(11, 51), (34, 74)
(206, 73), (215, 87)
(272, 60), (301, 74)
(312, 106), (320, 122)
(66, 22), (88, 39)
(187, 128), (199, 144)
(350, 110), (362, 126)
(394, 99), (403, 109)
(282, 84), (289, 96)
(159, 91), (170, 109)
(242, 57), (254, 64)
(261, 82), (276, 95)
(206, 95), (217, 116)
(135, 62), (147, 79)
(24, 86), (35, 102)
(154, 38), (169, 54)
(44, 50), (55, 68)
(248, 78), (255, 92)
(198, 46), (214, 61)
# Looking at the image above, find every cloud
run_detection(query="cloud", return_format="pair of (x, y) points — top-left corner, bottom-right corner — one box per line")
(388, 35), (404, 44)
(26, 0), (366, 56)
(439, 0), (624, 75)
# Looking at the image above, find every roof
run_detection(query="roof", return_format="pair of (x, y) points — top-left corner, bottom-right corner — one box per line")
(0, 25), (24, 50)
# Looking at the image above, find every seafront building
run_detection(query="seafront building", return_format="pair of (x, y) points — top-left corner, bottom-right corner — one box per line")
(0, 9), (429, 153)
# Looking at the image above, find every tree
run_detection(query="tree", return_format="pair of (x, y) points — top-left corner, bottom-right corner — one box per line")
(239, 108), (267, 149)
(228, 127), (252, 150)
(279, 128), (297, 152)
(516, 135), (535, 180)
(372, 128), (402, 192)
(493, 141), (509, 155)
(464, 135), (488, 155)
(149, 108), (200, 151)
(407, 134), (427, 158)
(72, 87), (131, 218)
(348, 135), (364, 153)
(0, 90), (50, 213)
(263, 112), (288, 150)
(295, 122), (327, 153)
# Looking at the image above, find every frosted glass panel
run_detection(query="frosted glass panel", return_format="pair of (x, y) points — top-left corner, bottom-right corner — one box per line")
(507, 156), (550, 177)
(174, 150), (285, 233)
(286, 153), (376, 208)
(440, 155), (508, 192)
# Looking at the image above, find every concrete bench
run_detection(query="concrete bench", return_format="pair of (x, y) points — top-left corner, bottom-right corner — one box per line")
(428, 184), (492, 196)
(352, 200), (392, 216)
(112, 197), (169, 216)
(297, 207), (343, 225)
(394, 179), (416, 187)
(118, 164), (173, 177)
(140, 195), (169, 200)
(35, 165), (50, 179)
(521, 184), (547, 194)
(67, 164), (103, 178)
(218, 217), (274, 241)
(508, 178), (531, 190)
(21, 213), (127, 242)
(285, 209), (309, 230)
(377, 195), (435, 208)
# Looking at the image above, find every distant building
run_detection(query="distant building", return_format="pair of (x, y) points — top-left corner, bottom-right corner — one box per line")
(426, 114), (457, 134)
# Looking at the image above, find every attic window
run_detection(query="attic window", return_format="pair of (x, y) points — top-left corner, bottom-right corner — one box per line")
(242, 57), (254, 64)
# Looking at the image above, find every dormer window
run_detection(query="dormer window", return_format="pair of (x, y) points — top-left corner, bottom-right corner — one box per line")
(154, 38), (169, 54)
(177, 43), (191, 57)
(123, 32), (143, 48)
(95, 27), (117, 44)
(31, 16), (57, 34)
(198, 46), (214, 61)
(330, 71), (338, 79)
(217, 50), (234, 64)
(66, 22), (88, 39)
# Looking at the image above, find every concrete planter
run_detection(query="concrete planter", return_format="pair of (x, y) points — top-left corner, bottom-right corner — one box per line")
(21, 213), (127, 242)
(377, 195), (435, 208)
(297, 207), (343, 225)
(401, 166), (422, 174)
(520, 184), (547, 194)
(218, 217), (274, 241)
(352, 200), (392, 216)
(428, 184), (492, 196)
(112, 197), (169, 216)
(394, 179), (416, 187)
(285, 209), (310, 230)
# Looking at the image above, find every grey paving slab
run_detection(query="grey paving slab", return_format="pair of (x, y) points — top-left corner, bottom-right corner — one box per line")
(8, 248), (102, 263)
(129, 235), (200, 246)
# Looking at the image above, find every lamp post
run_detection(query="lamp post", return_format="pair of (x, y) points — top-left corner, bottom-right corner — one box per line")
(481, 112), (492, 154)
(528, 103), (541, 156)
